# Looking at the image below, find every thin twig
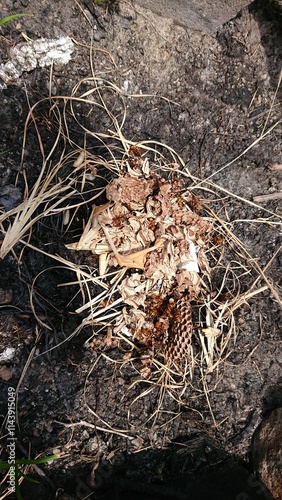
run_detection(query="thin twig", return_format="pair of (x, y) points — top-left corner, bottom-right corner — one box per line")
(253, 192), (282, 203)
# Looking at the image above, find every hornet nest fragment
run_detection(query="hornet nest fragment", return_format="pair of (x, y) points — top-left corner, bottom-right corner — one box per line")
(67, 152), (213, 366)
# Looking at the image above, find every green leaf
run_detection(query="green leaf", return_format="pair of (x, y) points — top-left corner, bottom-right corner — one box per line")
(16, 454), (59, 465)
(15, 466), (23, 500)
(0, 461), (11, 469)
(20, 473), (41, 484)
(0, 14), (33, 27)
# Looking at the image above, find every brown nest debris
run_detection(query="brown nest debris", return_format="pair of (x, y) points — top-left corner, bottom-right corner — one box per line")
(67, 152), (213, 367)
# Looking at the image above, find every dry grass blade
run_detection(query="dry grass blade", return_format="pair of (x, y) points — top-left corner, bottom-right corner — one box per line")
(0, 104), (61, 257)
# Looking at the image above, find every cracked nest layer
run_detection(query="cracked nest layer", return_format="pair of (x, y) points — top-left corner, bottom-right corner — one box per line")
(67, 151), (213, 366)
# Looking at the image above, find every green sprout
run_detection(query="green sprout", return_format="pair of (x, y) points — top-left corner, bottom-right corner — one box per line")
(0, 454), (60, 500)
(0, 14), (33, 27)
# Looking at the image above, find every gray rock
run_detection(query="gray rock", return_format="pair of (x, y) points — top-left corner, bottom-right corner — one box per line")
(252, 408), (282, 500)
(0, 185), (22, 211)
(133, 0), (251, 34)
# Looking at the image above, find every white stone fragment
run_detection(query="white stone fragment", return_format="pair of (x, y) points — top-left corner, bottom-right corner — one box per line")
(0, 36), (74, 88)
(0, 347), (16, 362)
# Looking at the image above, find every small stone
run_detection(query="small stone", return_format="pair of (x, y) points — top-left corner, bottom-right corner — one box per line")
(0, 347), (16, 363)
(0, 185), (22, 211)
(0, 365), (12, 381)
(0, 288), (13, 304)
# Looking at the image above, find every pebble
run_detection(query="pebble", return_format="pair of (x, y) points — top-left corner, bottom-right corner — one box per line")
(0, 288), (13, 304)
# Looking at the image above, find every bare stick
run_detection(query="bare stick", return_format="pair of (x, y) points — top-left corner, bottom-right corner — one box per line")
(253, 192), (282, 203)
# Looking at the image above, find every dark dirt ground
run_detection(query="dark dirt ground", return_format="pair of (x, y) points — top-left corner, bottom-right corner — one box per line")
(0, 1), (281, 499)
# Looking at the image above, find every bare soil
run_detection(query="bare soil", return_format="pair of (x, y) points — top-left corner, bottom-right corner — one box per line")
(0, 1), (281, 499)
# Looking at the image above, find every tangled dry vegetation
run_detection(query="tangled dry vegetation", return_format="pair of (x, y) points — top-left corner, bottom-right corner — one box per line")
(0, 55), (281, 433)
